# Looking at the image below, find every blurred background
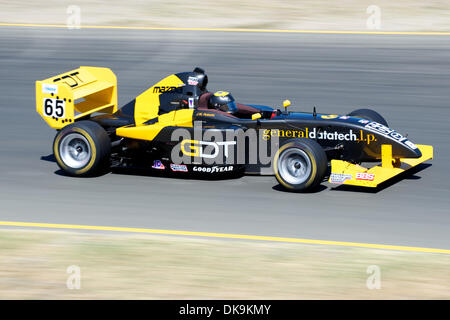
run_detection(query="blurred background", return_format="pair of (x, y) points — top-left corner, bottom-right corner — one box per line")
(1, 0), (450, 31)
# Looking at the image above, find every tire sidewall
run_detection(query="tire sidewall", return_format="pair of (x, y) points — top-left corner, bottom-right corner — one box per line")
(274, 139), (324, 191)
(53, 121), (109, 176)
(348, 108), (388, 127)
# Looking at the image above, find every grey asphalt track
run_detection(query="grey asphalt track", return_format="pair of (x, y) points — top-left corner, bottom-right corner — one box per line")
(0, 27), (449, 248)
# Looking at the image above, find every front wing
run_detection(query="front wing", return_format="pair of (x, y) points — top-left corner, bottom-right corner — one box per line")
(329, 144), (433, 187)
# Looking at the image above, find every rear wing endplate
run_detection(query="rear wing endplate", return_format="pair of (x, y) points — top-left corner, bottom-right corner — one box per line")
(36, 66), (117, 129)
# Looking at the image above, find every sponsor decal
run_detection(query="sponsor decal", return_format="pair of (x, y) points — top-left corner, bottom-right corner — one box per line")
(153, 86), (182, 93)
(152, 160), (165, 170)
(330, 173), (352, 184)
(262, 128), (376, 144)
(181, 139), (236, 159)
(171, 121), (280, 166)
(364, 122), (417, 149)
(357, 130), (377, 144)
(356, 172), (375, 181)
(313, 129), (357, 141)
(405, 140), (418, 150)
(193, 166), (234, 173)
(187, 76), (199, 86)
(53, 71), (83, 88)
(170, 164), (188, 172)
(339, 116), (350, 120)
(321, 114), (339, 119)
(358, 119), (370, 124)
(42, 83), (58, 94)
(196, 112), (215, 117)
(188, 98), (194, 109)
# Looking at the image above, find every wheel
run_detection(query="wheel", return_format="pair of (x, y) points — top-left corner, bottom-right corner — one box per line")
(274, 138), (327, 192)
(53, 120), (111, 176)
(347, 108), (388, 127)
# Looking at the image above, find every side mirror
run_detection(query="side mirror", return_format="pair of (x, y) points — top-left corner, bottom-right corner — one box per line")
(251, 113), (262, 120)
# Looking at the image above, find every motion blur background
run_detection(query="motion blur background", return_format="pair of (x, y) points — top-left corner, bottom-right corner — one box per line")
(0, 1), (449, 299)
(1, 0), (450, 31)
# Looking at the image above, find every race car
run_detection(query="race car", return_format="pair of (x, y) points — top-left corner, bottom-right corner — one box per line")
(35, 66), (433, 192)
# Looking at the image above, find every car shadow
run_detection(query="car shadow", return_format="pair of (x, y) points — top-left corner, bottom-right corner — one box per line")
(54, 168), (112, 178)
(110, 167), (245, 181)
(40, 154), (56, 163)
(272, 183), (328, 194)
(43, 153), (431, 193)
(44, 154), (112, 178)
(44, 153), (245, 181)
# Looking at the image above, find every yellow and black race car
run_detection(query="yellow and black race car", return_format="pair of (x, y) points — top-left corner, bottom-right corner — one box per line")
(36, 67), (433, 192)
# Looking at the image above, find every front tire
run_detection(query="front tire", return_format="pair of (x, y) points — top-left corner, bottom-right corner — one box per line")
(274, 139), (327, 192)
(53, 121), (111, 176)
(348, 108), (388, 127)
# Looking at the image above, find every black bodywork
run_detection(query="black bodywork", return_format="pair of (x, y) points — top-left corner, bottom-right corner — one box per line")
(90, 69), (422, 174)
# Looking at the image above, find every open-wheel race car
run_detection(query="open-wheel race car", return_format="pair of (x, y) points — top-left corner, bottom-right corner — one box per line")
(36, 67), (433, 192)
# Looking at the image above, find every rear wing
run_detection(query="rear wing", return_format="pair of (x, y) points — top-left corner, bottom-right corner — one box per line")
(36, 66), (117, 129)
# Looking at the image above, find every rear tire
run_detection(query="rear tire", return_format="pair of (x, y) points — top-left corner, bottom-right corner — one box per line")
(53, 121), (111, 176)
(274, 139), (327, 192)
(348, 108), (388, 127)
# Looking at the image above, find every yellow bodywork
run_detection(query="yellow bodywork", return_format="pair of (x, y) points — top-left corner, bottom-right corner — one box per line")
(133, 74), (184, 125)
(36, 66), (117, 129)
(116, 73), (191, 141)
(329, 144), (434, 187)
(36, 67), (191, 140)
(116, 109), (193, 141)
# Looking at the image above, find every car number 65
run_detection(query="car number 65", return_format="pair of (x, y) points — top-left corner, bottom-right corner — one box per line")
(43, 98), (65, 118)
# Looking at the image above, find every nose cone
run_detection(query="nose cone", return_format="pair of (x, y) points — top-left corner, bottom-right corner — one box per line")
(410, 145), (422, 158)
(394, 141), (422, 159)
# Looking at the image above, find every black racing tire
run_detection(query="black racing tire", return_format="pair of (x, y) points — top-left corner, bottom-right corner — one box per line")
(348, 108), (388, 127)
(53, 120), (111, 176)
(274, 138), (327, 192)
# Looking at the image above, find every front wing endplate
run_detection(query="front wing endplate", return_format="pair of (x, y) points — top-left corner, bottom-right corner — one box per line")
(329, 144), (433, 187)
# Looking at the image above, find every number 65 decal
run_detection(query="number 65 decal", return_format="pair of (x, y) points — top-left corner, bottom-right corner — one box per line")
(43, 98), (65, 118)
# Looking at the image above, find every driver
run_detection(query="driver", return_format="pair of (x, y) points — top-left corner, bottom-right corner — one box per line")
(208, 91), (238, 114)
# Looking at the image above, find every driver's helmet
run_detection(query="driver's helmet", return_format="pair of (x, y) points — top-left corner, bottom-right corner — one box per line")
(208, 91), (237, 114)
